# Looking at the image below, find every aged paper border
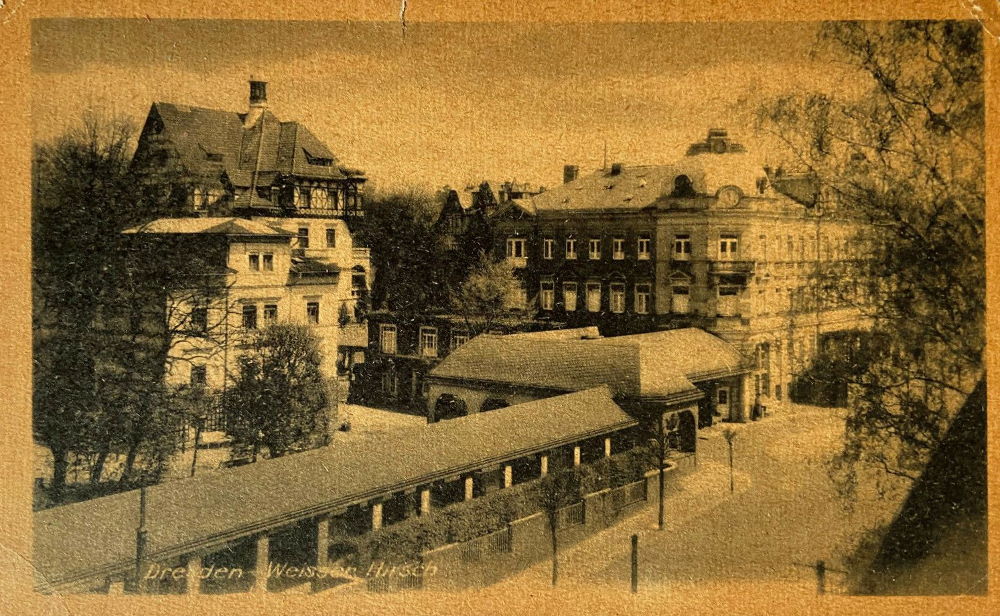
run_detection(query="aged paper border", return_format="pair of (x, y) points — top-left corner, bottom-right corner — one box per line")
(0, 0), (996, 614)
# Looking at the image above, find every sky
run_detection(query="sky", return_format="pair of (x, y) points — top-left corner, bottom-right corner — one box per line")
(31, 19), (853, 192)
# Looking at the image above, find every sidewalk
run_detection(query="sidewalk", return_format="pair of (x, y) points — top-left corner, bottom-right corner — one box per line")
(487, 406), (886, 596)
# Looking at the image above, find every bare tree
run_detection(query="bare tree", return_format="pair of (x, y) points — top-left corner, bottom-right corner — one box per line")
(536, 468), (581, 586)
(754, 21), (984, 494)
(32, 110), (231, 498)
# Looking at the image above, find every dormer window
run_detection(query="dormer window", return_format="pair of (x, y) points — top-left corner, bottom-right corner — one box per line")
(195, 141), (225, 162)
(303, 149), (333, 167)
(671, 175), (696, 198)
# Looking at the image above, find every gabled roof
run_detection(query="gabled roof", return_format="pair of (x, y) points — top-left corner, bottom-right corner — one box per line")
(588, 328), (748, 382)
(430, 327), (749, 400)
(431, 335), (643, 396)
(34, 386), (634, 590)
(146, 102), (364, 184)
(430, 333), (716, 401)
(505, 326), (601, 340)
(122, 217), (292, 238)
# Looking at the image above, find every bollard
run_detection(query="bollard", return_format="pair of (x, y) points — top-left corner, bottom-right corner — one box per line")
(815, 559), (826, 595)
(630, 534), (639, 593)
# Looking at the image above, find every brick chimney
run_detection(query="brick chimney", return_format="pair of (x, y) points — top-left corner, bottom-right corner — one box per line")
(563, 164), (579, 184)
(244, 77), (268, 128)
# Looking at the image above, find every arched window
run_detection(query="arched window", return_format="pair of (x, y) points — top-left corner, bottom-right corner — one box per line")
(671, 175), (696, 198)
(434, 393), (467, 421)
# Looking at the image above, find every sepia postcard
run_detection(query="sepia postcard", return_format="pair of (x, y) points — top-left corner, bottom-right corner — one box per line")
(1, 0), (996, 614)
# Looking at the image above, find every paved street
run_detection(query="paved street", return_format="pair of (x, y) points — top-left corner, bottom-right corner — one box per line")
(484, 405), (905, 596)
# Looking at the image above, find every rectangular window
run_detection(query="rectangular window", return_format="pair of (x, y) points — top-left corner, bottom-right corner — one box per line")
(192, 188), (208, 213)
(298, 227), (310, 249)
(719, 234), (739, 261)
(506, 237), (527, 259)
(565, 236), (577, 260)
(262, 253), (274, 272)
(299, 187), (312, 208)
(540, 279), (555, 310)
(586, 281), (601, 312)
(717, 285), (740, 316)
(589, 238), (601, 260)
(326, 228), (336, 248)
(351, 273), (367, 298)
(242, 305), (258, 330)
(380, 324), (398, 354)
(190, 305), (208, 334)
(610, 282), (626, 313)
(671, 285), (690, 314)
(673, 234), (691, 260)
(563, 282), (578, 312)
(542, 238), (554, 260)
(637, 235), (651, 260)
(419, 327), (438, 358)
(263, 304), (278, 324)
(307, 301), (320, 325)
(635, 283), (651, 315)
(612, 237), (625, 260)
(450, 330), (469, 351)
(248, 253), (260, 271)
(190, 365), (207, 387)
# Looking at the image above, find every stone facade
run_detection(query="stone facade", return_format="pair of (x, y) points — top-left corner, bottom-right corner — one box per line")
(492, 129), (871, 407)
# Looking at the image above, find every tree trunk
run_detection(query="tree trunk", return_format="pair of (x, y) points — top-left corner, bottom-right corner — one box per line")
(120, 442), (140, 485)
(90, 448), (109, 485)
(657, 460), (665, 530)
(549, 517), (559, 586)
(189, 424), (202, 477)
(728, 443), (734, 493)
(51, 448), (69, 499)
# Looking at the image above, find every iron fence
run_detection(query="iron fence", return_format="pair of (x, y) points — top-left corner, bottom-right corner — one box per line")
(609, 480), (646, 512)
(556, 502), (585, 528)
(459, 525), (513, 562)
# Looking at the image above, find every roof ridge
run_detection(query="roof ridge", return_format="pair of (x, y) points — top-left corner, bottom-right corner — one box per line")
(154, 101), (243, 116)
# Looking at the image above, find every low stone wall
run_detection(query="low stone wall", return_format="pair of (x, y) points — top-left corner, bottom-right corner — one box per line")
(421, 460), (689, 592)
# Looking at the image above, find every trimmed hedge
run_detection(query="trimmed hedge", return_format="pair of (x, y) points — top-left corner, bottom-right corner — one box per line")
(578, 445), (654, 495)
(338, 479), (540, 566)
(334, 445), (653, 567)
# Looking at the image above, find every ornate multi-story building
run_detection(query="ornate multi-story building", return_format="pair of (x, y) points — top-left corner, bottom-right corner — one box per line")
(492, 129), (870, 412)
(135, 79), (366, 219)
(128, 80), (372, 418)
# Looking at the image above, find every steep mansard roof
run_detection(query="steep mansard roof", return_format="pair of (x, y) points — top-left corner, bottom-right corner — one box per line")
(143, 102), (365, 185)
